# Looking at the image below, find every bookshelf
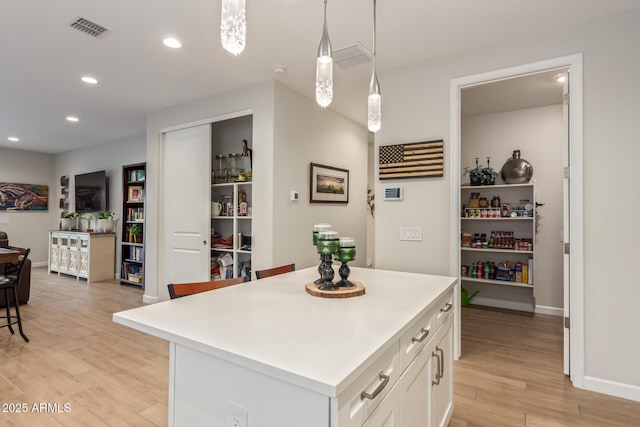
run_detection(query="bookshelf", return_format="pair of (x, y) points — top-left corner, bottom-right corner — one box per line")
(121, 162), (146, 288)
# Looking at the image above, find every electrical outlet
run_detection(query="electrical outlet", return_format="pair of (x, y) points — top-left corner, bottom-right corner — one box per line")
(226, 402), (248, 427)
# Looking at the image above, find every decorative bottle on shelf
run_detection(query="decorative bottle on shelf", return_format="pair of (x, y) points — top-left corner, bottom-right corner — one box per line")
(500, 149), (533, 184)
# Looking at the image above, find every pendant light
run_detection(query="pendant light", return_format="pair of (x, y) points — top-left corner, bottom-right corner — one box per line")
(368, 0), (381, 133)
(316, 0), (333, 108)
(221, 0), (246, 55)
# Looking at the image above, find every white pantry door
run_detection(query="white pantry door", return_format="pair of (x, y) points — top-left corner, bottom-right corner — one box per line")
(162, 124), (211, 285)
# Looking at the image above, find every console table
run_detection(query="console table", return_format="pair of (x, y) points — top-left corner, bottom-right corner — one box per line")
(48, 231), (116, 282)
(114, 267), (456, 426)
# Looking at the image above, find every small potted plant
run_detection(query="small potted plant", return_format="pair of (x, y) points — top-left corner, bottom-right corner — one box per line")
(83, 213), (95, 232)
(129, 223), (143, 243)
(97, 211), (118, 232)
(61, 212), (79, 230)
(466, 158), (482, 186)
(480, 157), (497, 185)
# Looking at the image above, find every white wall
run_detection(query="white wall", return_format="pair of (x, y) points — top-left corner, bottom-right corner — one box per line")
(374, 10), (640, 399)
(145, 81), (276, 302)
(462, 105), (564, 311)
(54, 135), (146, 274)
(273, 83), (369, 270)
(0, 147), (54, 264)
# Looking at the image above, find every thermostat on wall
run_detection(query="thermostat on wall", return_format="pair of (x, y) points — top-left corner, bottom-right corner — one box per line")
(384, 187), (403, 201)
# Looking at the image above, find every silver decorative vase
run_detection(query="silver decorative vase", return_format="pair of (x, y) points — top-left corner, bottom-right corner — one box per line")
(500, 150), (533, 184)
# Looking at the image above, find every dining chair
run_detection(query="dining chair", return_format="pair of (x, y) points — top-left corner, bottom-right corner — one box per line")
(254, 263), (295, 279)
(0, 247), (31, 342)
(167, 276), (249, 299)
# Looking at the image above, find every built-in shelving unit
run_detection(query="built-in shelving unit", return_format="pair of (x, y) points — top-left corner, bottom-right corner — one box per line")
(121, 163), (145, 288)
(211, 181), (252, 279)
(460, 181), (536, 311)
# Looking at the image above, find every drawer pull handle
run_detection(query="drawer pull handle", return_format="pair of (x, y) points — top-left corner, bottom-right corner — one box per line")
(436, 347), (445, 379)
(411, 328), (430, 343)
(432, 351), (441, 386)
(440, 303), (453, 313)
(361, 372), (390, 400)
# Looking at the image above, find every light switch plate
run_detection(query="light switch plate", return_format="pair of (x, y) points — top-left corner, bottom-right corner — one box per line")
(399, 226), (422, 241)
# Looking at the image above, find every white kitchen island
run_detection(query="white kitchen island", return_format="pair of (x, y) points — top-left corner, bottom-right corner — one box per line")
(113, 267), (457, 427)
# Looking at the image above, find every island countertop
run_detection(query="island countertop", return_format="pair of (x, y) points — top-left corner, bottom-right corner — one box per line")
(113, 267), (456, 398)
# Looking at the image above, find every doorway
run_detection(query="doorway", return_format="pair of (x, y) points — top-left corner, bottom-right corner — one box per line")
(449, 54), (585, 388)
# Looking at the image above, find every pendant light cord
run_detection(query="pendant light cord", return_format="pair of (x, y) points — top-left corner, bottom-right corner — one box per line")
(372, 0), (377, 65)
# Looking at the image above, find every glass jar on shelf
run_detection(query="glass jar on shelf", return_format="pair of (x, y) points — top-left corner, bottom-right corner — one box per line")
(214, 155), (227, 183)
(228, 153), (241, 182)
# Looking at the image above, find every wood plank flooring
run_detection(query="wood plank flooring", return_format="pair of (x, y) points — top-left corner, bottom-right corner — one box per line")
(0, 267), (168, 426)
(451, 306), (640, 426)
(2, 268), (640, 426)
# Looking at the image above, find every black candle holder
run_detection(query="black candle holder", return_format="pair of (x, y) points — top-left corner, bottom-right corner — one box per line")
(335, 245), (356, 287)
(337, 261), (354, 287)
(318, 254), (338, 291)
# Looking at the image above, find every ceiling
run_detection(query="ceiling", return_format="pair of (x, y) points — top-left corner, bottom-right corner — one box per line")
(461, 69), (567, 117)
(2, 1), (639, 154)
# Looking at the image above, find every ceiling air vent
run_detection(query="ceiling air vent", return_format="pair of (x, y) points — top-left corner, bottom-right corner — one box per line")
(69, 16), (112, 38)
(334, 43), (372, 69)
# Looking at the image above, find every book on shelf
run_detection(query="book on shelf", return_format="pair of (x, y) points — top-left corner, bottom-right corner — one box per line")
(126, 207), (145, 221)
(127, 169), (146, 182)
(123, 261), (143, 282)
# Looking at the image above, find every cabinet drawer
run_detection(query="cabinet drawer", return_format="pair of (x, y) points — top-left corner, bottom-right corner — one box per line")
(337, 343), (400, 427)
(432, 289), (454, 332)
(399, 289), (454, 372)
(399, 308), (435, 372)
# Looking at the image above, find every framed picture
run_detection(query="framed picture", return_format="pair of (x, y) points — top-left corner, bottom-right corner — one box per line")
(310, 163), (349, 203)
(128, 186), (143, 202)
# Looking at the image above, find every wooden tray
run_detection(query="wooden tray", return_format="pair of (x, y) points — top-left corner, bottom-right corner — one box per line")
(305, 281), (365, 298)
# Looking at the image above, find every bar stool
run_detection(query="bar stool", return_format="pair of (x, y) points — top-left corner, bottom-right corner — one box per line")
(0, 248), (30, 342)
(255, 263), (295, 279)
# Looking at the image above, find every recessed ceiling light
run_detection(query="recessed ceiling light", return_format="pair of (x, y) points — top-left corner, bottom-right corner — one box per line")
(163, 38), (182, 48)
(554, 73), (566, 83)
(8, 136), (19, 142)
(66, 116), (79, 122)
(81, 76), (99, 84)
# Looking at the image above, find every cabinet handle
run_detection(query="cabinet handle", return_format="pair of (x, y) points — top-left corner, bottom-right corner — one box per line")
(440, 303), (453, 313)
(411, 328), (430, 343)
(436, 347), (445, 379)
(361, 372), (390, 400)
(432, 351), (441, 386)
(203, 240), (207, 246)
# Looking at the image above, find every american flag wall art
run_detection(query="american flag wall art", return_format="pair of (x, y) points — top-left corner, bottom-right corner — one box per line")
(378, 140), (444, 179)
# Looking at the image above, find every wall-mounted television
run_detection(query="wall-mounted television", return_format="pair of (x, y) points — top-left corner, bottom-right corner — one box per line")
(75, 170), (109, 212)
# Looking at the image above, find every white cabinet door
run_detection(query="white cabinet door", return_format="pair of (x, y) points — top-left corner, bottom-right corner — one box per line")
(399, 336), (433, 427)
(362, 383), (400, 427)
(162, 124), (212, 285)
(431, 316), (454, 427)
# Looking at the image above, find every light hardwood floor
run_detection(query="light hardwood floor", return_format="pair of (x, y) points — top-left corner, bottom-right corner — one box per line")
(2, 268), (640, 426)
(451, 306), (640, 426)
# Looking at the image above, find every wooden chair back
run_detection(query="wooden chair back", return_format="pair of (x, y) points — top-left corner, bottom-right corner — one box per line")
(168, 276), (248, 299)
(255, 263), (295, 280)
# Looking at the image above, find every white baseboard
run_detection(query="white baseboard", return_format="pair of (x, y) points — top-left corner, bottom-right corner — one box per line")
(32, 261), (48, 268)
(471, 296), (534, 313)
(534, 305), (563, 316)
(142, 294), (159, 304)
(584, 376), (640, 403)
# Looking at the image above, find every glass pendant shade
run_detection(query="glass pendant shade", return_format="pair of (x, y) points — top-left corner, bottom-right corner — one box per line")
(368, 91), (381, 133)
(221, 0), (246, 55)
(316, 0), (333, 108)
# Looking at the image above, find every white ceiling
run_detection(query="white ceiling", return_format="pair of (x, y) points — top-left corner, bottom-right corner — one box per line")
(462, 69), (567, 117)
(2, 1), (639, 154)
